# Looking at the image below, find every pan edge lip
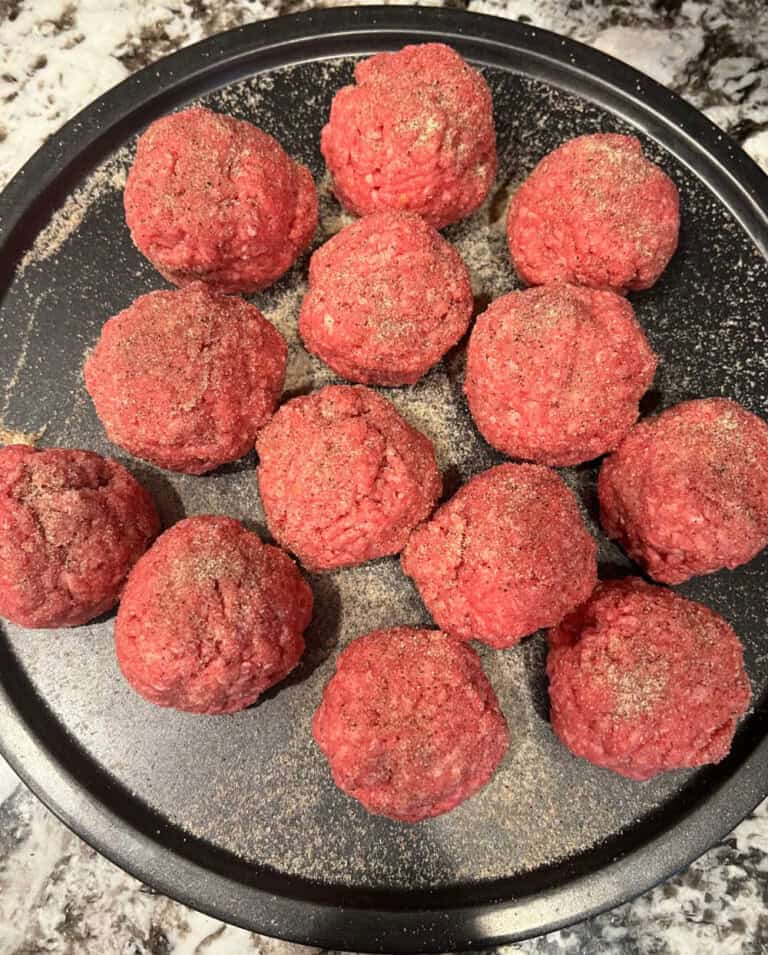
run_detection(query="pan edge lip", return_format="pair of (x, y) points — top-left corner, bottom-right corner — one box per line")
(1, 6), (767, 951)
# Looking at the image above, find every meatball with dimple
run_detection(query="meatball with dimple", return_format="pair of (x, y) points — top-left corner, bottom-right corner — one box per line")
(599, 398), (768, 584)
(401, 463), (597, 648)
(84, 283), (287, 475)
(547, 578), (751, 780)
(313, 627), (509, 822)
(465, 284), (657, 466)
(115, 516), (312, 715)
(0, 446), (159, 629)
(124, 106), (318, 293)
(256, 385), (441, 571)
(300, 212), (473, 386)
(507, 134), (679, 293)
(321, 44), (497, 229)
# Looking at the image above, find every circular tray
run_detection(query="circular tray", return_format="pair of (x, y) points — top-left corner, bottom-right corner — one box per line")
(1, 7), (767, 952)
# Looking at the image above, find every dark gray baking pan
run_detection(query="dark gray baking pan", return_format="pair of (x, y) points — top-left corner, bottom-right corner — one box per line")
(0, 7), (767, 952)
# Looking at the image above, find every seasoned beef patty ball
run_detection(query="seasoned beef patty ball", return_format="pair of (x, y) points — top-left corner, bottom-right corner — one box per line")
(257, 385), (441, 571)
(402, 464), (597, 648)
(124, 106), (317, 293)
(465, 284), (657, 466)
(299, 212), (473, 386)
(313, 627), (508, 822)
(115, 516), (312, 714)
(547, 578), (751, 780)
(507, 134), (679, 293)
(84, 282), (286, 475)
(321, 44), (497, 229)
(599, 398), (768, 584)
(0, 446), (159, 629)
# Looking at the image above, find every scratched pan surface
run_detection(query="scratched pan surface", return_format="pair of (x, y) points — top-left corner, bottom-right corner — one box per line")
(1, 8), (768, 952)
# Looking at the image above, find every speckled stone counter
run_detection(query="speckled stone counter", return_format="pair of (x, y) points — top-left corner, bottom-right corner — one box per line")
(1, 2), (768, 953)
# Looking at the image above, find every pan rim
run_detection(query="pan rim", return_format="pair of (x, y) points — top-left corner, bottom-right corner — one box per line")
(1, 7), (767, 952)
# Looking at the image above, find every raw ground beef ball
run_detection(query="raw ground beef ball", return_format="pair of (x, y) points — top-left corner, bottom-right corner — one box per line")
(507, 134), (679, 293)
(321, 44), (497, 229)
(124, 106), (317, 293)
(465, 284), (657, 466)
(0, 446), (159, 629)
(547, 578), (751, 780)
(84, 282), (287, 475)
(313, 627), (509, 822)
(402, 463), (597, 648)
(299, 211), (473, 386)
(115, 515), (312, 714)
(257, 385), (441, 571)
(599, 398), (768, 584)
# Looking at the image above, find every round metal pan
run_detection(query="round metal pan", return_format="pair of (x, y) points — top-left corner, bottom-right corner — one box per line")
(1, 7), (767, 952)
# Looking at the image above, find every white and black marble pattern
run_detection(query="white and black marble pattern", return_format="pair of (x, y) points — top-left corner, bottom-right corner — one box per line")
(1, 1), (768, 952)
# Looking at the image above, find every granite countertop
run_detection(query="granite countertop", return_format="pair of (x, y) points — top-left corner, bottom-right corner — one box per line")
(1, 1), (768, 953)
